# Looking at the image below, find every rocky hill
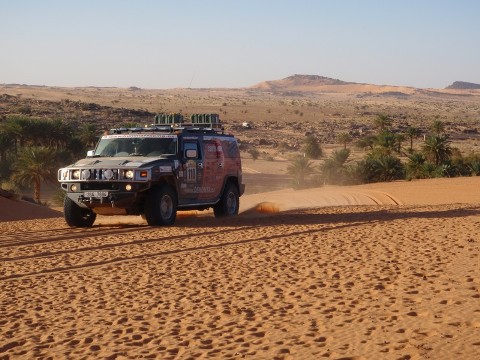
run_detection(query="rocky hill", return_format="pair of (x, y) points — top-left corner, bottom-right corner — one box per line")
(251, 74), (417, 94)
(446, 81), (480, 90)
(253, 74), (351, 90)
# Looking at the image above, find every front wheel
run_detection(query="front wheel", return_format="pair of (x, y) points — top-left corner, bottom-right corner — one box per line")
(64, 196), (97, 227)
(144, 185), (177, 226)
(214, 183), (239, 218)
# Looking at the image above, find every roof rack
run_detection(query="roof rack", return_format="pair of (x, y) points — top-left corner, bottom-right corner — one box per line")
(108, 113), (226, 135)
(109, 126), (174, 134)
(153, 113), (223, 129)
(109, 125), (227, 135)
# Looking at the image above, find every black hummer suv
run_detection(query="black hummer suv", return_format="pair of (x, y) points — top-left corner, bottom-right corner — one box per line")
(58, 114), (244, 227)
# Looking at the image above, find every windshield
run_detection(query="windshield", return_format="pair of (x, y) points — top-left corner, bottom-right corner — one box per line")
(94, 136), (177, 157)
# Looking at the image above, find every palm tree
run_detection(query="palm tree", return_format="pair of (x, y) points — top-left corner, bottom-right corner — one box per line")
(320, 149), (351, 185)
(406, 152), (427, 179)
(430, 118), (445, 136)
(422, 135), (452, 166)
(11, 146), (58, 203)
(364, 153), (404, 182)
(48, 119), (73, 150)
(79, 124), (100, 149)
(337, 132), (352, 149)
(355, 135), (376, 151)
(374, 113), (392, 130)
(1, 116), (24, 154)
(405, 126), (420, 151)
(0, 132), (13, 162)
(287, 156), (316, 188)
(303, 135), (322, 159)
(374, 130), (398, 155)
(395, 133), (406, 153)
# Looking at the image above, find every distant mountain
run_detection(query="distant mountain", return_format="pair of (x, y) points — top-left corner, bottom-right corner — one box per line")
(251, 74), (417, 94)
(253, 74), (351, 90)
(446, 81), (480, 90)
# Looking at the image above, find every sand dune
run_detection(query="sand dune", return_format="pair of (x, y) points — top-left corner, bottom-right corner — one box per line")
(0, 196), (62, 222)
(1, 178), (479, 359)
(240, 177), (480, 213)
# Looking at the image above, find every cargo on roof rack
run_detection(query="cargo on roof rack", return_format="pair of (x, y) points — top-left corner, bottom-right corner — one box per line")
(153, 113), (222, 129)
(190, 113), (220, 125)
(189, 113), (222, 129)
(154, 113), (184, 125)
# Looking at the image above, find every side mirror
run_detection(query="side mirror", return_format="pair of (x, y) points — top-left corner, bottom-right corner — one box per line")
(185, 149), (197, 159)
(87, 150), (95, 157)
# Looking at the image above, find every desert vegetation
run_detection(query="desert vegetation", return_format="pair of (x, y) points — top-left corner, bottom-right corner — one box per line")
(0, 115), (103, 202)
(1, 79), (480, 199)
(286, 114), (480, 188)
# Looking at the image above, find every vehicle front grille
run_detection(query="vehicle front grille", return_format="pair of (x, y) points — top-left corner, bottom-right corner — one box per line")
(81, 182), (120, 191)
(81, 168), (123, 181)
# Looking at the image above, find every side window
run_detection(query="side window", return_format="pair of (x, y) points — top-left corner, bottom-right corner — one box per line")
(184, 142), (201, 159)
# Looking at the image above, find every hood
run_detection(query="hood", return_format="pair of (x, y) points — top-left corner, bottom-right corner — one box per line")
(72, 157), (159, 168)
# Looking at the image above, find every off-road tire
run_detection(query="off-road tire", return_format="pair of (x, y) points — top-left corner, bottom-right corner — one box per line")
(64, 196), (97, 227)
(214, 182), (239, 217)
(144, 185), (177, 226)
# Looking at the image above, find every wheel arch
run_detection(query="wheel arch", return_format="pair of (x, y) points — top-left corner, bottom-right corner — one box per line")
(222, 176), (239, 195)
(154, 176), (178, 196)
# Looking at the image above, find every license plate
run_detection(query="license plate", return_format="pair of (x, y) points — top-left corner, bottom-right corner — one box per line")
(84, 191), (108, 198)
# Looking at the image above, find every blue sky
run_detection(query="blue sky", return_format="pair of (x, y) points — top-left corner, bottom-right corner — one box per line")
(1, 0), (479, 89)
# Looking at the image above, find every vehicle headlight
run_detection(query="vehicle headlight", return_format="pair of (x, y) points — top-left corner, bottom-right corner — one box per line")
(61, 169), (69, 180)
(72, 170), (80, 179)
(103, 169), (114, 180)
(125, 170), (134, 179)
(81, 169), (91, 180)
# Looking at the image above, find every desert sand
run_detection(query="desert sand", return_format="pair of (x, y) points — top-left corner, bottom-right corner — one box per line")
(1, 178), (479, 359)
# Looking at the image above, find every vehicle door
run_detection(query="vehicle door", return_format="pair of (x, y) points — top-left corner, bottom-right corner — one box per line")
(177, 138), (203, 203)
(198, 138), (224, 200)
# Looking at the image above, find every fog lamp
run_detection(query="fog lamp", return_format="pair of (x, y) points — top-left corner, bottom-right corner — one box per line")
(70, 184), (78, 192)
(125, 184), (132, 191)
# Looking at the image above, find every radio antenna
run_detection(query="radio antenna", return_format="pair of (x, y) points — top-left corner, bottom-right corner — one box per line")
(188, 70), (196, 88)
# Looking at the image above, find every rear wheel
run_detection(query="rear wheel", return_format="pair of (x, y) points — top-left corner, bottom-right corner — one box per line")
(214, 182), (239, 217)
(64, 196), (97, 227)
(144, 185), (177, 226)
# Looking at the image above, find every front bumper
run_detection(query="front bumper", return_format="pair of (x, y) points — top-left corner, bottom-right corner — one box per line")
(62, 182), (151, 211)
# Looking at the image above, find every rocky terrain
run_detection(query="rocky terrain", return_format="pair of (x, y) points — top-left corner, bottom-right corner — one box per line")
(446, 81), (480, 90)
(1, 75), (480, 153)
